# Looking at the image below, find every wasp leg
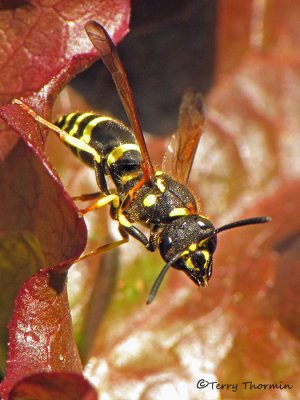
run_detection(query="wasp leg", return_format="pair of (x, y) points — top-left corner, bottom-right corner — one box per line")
(79, 193), (120, 215)
(118, 213), (152, 249)
(12, 99), (102, 163)
(72, 192), (102, 202)
(76, 231), (129, 262)
(147, 227), (161, 252)
(93, 159), (110, 195)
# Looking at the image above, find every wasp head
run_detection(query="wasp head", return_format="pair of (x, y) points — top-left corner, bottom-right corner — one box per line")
(147, 215), (270, 304)
(159, 215), (217, 287)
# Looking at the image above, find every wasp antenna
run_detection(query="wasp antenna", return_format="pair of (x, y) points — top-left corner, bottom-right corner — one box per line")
(85, 20), (155, 181)
(215, 216), (271, 235)
(146, 263), (171, 305)
(147, 252), (183, 304)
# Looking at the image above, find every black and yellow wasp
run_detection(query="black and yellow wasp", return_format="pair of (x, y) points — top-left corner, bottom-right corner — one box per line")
(13, 21), (270, 304)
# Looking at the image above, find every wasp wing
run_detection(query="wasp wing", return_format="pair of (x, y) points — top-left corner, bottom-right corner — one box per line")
(85, 21), (155, 181)
(163, 91), (206, 185)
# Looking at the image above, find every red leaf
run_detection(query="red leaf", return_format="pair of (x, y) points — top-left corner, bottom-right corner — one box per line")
(0, 0), (130, 104)
(0, 1), (130, 398)
(3, 1), (300, 398)
(9, 372), (97, 400)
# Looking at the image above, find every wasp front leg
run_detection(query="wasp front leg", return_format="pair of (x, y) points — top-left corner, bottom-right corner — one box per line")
(118, 213), (150, 249)
(117, 210), (164, 252)
(147, 226), (161, 252)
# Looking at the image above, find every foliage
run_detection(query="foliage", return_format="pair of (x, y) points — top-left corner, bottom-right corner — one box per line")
(0, 1), (300, 399)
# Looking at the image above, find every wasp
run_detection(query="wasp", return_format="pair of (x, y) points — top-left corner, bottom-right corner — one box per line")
(13, 21), (270, 304)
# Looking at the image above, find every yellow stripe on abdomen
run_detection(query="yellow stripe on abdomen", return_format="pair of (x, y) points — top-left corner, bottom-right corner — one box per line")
(81, 116), (113, 143)
(107, 143), (140, 167)
(68, 112), (96, 137)
(59, 112), (77, 131)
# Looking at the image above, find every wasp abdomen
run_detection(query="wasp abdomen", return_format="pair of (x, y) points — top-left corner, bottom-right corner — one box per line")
(55, 113), (143, 192)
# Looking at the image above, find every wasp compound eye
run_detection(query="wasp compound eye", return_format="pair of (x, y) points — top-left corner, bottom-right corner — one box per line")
(159, 215), (215, 262)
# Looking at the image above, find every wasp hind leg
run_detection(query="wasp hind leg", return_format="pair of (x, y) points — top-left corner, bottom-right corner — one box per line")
(12, 99), (102, 163)
(77, 230), (129, 262)
(73, 165), (109, 202)
(76, 196), (128, 262)
(72, 192), (102, 202)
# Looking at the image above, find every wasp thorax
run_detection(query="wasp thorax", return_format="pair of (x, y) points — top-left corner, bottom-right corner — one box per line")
(159, 215), (217, 286)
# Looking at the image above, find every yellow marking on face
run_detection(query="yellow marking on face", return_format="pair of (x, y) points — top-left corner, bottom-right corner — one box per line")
(155, 170), (163, 176)
(198, 238), (210, 248)
(156, 177), (165, 193)
(143, 194), (157, 207)
(60, 112), (77, 130)
(107, 143), (140, 167)
(119, 213), (132, 228)
(189, 243), (197, 252)
(169, 207), (190, 218)
(198, 249), (211, 273)
(180, 250), (189, 258)
(202, 250), (210, 264)
(82, 116), (113, 143)
(185, 257), (194, 270)
(203, 276), (209, 287)
(68, 112), (95, 137)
